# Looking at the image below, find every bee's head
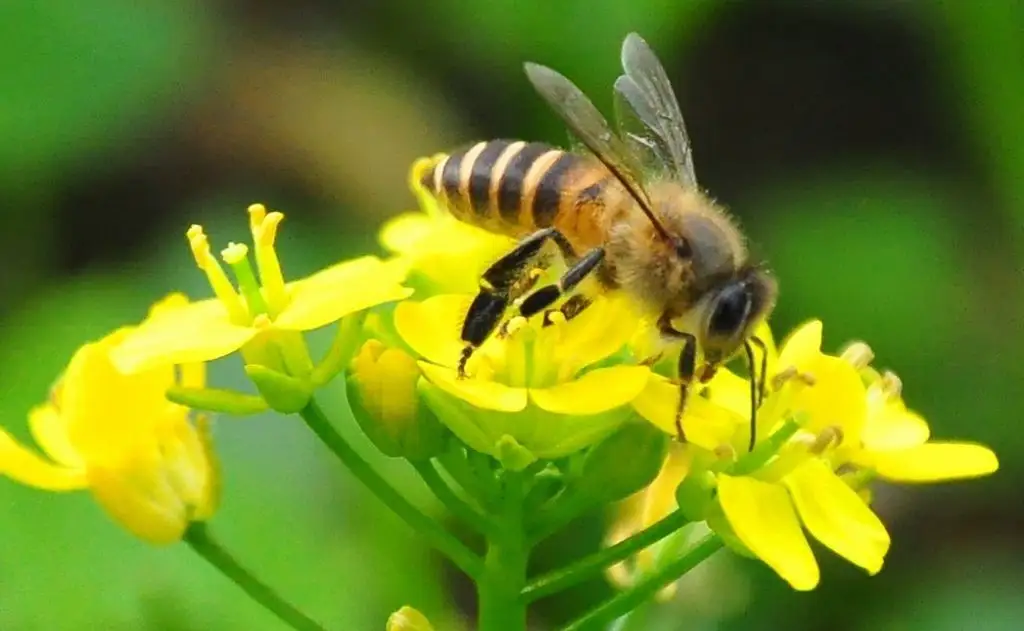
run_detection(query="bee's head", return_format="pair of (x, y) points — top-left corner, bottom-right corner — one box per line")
(696, 266), (777, 366)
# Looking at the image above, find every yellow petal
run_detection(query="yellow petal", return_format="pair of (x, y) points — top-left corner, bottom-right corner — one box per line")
(0, 428), (87, 490)
(395, 295), (474, 367)
(640, 444), (692, 526)
(705, 368), (753, 419)
(111, 299), (257, 373)
(789, 354), (866, 441)
(530, 366), (648, 415)
(548, 295), (637, 375)
(63, 338), (177, 461)
(870, 442), (998, 482)
(28, 404), (82, 468)
(88, 454), (189, 545)
(718, 474), (819, 590)
(380, 212), (434, 254)
(60, 337), (174, 460)
(861, 397), (929, 451)
(777, 320), (822, 371)
(276, 256), (412, 331)
(418, 361), (527, 412)
(785, 459), (890, 575)
(632, 375), (740, 450)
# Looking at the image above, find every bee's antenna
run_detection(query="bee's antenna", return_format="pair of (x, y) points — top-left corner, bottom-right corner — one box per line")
(744, 338), (768, 451)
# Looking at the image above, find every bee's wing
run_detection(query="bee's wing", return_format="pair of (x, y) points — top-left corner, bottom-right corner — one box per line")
(524, 61), (654, 211)
(616, 32), (697, 188)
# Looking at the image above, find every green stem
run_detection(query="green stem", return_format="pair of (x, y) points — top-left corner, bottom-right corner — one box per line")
(559, 534), (723, 631)
(438, 446), (498, 509)
(299, 400), (484, 578)
(521, 509), (690, 603)
(528, 489), (592, 545)
(478, 472), (530, 631)
(413, 460), (496, 535)
(184, 524), (327, 631)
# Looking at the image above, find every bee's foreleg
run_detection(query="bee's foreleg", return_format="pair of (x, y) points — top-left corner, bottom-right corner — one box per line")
(458, 228), (579, 376)
(517, 247), (605, 318)
(673, 333), (698, 443)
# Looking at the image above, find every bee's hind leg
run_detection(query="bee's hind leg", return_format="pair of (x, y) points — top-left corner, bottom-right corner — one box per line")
(458, 228), (579, 376)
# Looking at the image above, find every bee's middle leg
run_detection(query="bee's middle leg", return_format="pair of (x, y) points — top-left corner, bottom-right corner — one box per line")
(515, 247), (605, 321)
(458, 228), (577, 376)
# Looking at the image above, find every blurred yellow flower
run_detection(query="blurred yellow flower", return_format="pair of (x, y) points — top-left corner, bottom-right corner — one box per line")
(394, 293), (649, 468)
(629, 320), (998, 591)
(113, 203), (411, 375)
(380, 157), (514, 294)
(0, 296), (218, 544)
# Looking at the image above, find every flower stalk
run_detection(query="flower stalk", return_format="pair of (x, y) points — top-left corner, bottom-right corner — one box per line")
(184, 523), (327, 631)
(559, 534), (724, 631)
(298, 399), (484, 579)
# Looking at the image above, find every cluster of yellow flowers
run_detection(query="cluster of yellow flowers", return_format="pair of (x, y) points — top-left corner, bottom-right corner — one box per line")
(0, 163), (998, 599)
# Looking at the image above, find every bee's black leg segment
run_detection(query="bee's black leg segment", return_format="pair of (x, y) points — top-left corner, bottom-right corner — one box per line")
(749, 336), (769, 405)
(458, 292), (509, 377)
(674, 332), (698, 443)
(481, 228), (577, 291)
(542, 294), (593, 326)
(518, 248), (604, 318)
(743, 340), (760, 451)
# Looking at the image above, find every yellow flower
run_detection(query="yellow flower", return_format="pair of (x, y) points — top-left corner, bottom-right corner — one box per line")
(380, 157), (515, 294)
(631, 319), (998, 591)
(393, 293), (650, 468)
(0, 296), (218, 544)
(113, 203), (412, 376)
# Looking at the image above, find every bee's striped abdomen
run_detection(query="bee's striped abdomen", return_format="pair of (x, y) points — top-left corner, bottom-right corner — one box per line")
(418, 139), (615, 248)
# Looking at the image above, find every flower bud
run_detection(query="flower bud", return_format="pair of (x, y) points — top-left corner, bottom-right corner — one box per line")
(386, 606), (434, 631)
(245, 364), (312, 413)
(675, 468), (717, 522)
(576, 421), (669, 504)
(347, 340), (448, 460)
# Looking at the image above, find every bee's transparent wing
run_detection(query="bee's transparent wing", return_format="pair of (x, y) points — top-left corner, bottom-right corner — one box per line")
(524, 61), (654, 210)
(617, 32), (697, 188)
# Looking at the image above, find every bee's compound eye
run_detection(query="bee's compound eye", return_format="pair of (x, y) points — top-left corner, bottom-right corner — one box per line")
(708, 284), (752, 337)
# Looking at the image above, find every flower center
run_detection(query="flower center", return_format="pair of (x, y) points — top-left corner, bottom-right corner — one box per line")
(186, 204), (290, 326)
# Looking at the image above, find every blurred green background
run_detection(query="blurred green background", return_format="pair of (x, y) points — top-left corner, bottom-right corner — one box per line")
(1, 1), (1021, 629)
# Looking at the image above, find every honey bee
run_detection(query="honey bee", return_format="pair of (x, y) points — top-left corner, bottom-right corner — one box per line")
(418, 33), (777, 447)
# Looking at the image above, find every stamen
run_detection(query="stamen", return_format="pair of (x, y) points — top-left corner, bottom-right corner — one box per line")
(809, 425), (844, 454)
(186, 225), (249, 323)
(840, 341), (874, 369)
(880, 370), (903, 399)
(771, 366), (817, 391)
(221, 243), (269, 317)
(248, 204), (289, 316)
(714, 444), (737, 462)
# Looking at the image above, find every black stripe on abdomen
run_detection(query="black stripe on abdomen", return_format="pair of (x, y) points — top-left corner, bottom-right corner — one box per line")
(497, 142), (552, 223)
(468, 140), (513, 217)
(532, 153), (576, 227)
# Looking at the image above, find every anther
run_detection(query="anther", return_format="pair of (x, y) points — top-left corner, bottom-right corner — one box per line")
(714, 444), (737, 462)
(840, 341), (874, 369)
(880, 370), (903, 399)
(771, 366), (816, 391)
(809, 425), (844, 454)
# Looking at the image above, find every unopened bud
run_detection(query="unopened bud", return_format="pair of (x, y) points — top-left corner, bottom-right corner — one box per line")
(675, 468), (717, 522)
(347, 340), (448, 460)
(576, 421), (668, 504)
(386, 606), (434, 631)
